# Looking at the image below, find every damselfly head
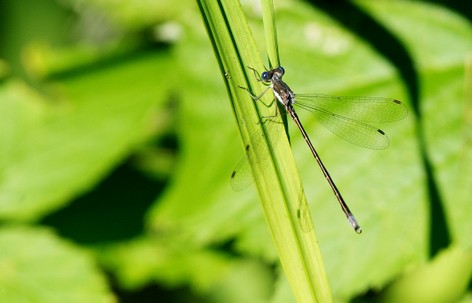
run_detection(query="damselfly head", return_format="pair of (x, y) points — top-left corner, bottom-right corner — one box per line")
(261, 66), (285, 82)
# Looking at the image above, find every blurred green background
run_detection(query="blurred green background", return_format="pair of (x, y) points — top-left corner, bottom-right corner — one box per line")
(0, 0), (471, 302)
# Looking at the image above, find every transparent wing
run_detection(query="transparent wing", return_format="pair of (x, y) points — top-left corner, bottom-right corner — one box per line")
(230, 119), (285, 191)
(230, 145), (255, 191)
(296, 102), (391, 149)
(297, 186), (314, 233)
(231, 94), (407, 189)
(295, 94), (408, 123)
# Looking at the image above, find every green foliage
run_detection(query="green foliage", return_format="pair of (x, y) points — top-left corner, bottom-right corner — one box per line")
(0, 226), (114, 302)
(0, 0), (471, 302)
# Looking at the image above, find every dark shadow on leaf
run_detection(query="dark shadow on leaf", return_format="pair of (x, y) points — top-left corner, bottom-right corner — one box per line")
(41, 163), (165, 244)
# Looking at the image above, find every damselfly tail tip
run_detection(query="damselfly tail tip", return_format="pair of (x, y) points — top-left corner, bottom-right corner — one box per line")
(347, 215), (362, 234)
(354, 226), (363, 234)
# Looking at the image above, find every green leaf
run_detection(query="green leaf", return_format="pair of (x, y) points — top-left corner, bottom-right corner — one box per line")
(383, 245), (472, 303)
(357, 0), (472, 251)
(100, 236), (274, 302)
(0, 51), (171, 221)
(0, 226), (114, 303)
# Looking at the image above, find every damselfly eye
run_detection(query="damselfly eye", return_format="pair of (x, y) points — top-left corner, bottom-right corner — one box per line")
(275, 66), (285, 77)
(261, 72), (270, 81)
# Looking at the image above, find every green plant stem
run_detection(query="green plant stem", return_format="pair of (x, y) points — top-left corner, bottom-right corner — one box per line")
(261, 0), (280, 67)
(196, 1), (332, 302)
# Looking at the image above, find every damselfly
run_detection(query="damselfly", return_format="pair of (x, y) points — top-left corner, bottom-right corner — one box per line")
(233, 66), (408, 233)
